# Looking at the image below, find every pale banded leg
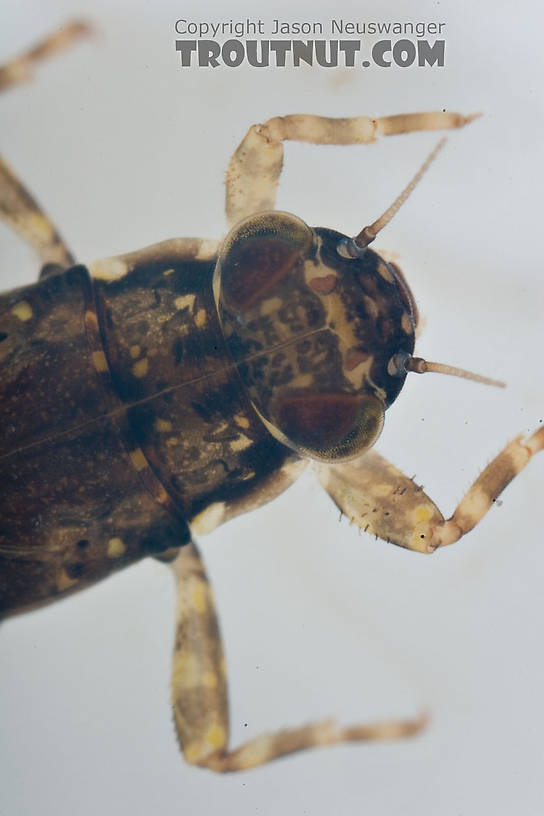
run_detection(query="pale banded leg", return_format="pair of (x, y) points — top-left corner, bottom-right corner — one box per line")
(171, 541), (425, 773)
(88, 237), (220, 281)
(226, 111), (478, 225)
(317, 427), (544, 554)
(1, 153), (219, 277)
(0, 21), (92, 273)
(0, 156), (75, 272)
(0, 20), (92, 92)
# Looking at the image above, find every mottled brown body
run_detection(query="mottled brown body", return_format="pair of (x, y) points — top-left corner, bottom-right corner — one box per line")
(0, 255), (295, 614)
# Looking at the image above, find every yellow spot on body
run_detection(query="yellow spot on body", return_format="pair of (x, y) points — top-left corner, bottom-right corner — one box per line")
(234, 414), (250, 429)
(92, 350), (108, 372)
(374, 483), (392, 497)
(129, 448), (148, 471)
(167, 436), (179, 446)
(57, 570), (78, 591)
(183, 743), (203, 764)
(294, 372), (313, 388)
(191, 502), (226, 535)
(130, 344), (141, 359)
(414, 505), (433, 524)
(163, 268), (174, 276)
(174, 294), (196, 312)
(28, 212), (55, 240)
(202, 671), (218, 689)
(90, 257), (128, 280)
(155, 417), (173, 432)
(195, 309), (207, 328)
(408, 505), (437, 552)
(401, 312), (413, 334)
(181, 727), (228, 764)
(241, 470), (256, 481)
(156, 485), (169, 504)
(409, 528), (431, 552)
(230, 435), (252, 452)
(84, 310), (99, 330)
(377, 261), (394, 282)
(205, 724), (227, 750)
(132, 357), (149, 378)
(260, 296), (283, 316)
(191, 581), (207, 614)
(11, 301), (33, 321)
(172, 653), (201, 688)
(195, 238), (220, 260)
(107, 537), (126, 558)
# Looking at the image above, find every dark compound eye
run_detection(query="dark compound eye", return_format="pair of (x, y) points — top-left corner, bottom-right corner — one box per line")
(215, 211), (314, 314)
(267, 390), (385, 463)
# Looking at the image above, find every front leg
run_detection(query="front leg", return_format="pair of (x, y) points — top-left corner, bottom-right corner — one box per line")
(225, 111), (478, 225)
(316, 427), (544, 553)
(88, 237), (220, 280)
(171, 541), (424, 772)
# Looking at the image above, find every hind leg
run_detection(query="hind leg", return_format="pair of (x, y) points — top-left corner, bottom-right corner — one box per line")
(170, 541), (425, 773)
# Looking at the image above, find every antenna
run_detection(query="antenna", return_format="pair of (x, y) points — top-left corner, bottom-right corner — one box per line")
(352, 137), (447, 251)
(404, 355), (505, 388)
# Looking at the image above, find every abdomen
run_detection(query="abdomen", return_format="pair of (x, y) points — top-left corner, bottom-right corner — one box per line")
(0, 265), (189, 614)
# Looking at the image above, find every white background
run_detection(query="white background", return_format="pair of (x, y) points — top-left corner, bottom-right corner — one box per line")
(1, 0), (543, 814)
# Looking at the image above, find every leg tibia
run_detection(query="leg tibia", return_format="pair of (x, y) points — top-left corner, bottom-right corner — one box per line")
(170, 542), (229, 766)
(203, 712), (426, 773)
(431, 427), (544, 549)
